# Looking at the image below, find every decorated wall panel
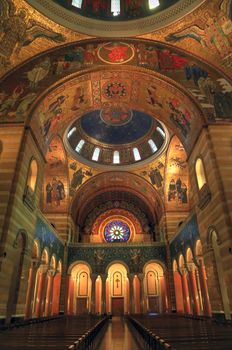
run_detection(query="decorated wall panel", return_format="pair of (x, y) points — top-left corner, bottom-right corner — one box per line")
(68, 243), (167, 273)
(170, 214), (200, 263)
(35, 216), (64, 262)
(43, 136), (69, 212)
(165, 136), (189, 210)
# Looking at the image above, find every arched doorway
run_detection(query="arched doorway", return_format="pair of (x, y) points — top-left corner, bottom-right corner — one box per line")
(68, 262), (92, 315)
(144, 261), (167, 313)
(106, 262), (129, 315)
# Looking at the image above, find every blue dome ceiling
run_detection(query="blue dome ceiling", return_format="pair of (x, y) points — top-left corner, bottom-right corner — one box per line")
(80, 109), (153, 145)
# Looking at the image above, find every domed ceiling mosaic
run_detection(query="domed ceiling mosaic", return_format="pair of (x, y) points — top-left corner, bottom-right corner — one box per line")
(66, 108), (167, 167)
(53, 0), (179, 21)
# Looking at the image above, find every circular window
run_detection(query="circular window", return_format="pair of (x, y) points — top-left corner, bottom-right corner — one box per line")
(104, 220), (130, 242)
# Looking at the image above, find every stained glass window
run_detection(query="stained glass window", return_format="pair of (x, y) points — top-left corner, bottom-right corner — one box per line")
(104, 220), (130, 242)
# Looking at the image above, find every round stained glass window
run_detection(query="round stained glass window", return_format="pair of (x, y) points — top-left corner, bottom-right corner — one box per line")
(104, 220), (130, 242)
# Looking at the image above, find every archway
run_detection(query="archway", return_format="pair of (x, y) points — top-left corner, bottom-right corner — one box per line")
(106, 262), (129, 315)
(144, 261), (167, 313)
(68, 262), (92, 315)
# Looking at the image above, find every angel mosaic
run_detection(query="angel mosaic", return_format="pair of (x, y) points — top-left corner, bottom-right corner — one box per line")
(0, 0), (65, 67)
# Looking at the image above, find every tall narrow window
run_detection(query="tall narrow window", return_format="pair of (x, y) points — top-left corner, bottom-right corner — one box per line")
(75, 139), (85, 153)
(148, 139), (158, 153)
(133, 148), (141, 161)
(92, 147), (100, 162)
(72, 0), (83, 8)
(111, 0), (120, 16)
(27, 159), (38, 193)
(149, 0), (160, 10)
(113, 151), (120, 164)
(195, 158), (207, 190)
(67, 127), (76, 138)
(157, 126), (165, 138)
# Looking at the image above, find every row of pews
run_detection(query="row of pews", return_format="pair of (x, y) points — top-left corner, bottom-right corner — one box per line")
(0, 315), (107, 350)
(129, 314), (232, 350)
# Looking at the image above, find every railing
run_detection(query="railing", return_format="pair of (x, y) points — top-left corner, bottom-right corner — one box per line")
(68, 316), (108, 350)
(128, 316), (173, 350)
(69, 241), (165, 248)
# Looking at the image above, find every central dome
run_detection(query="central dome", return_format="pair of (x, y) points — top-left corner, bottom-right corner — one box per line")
(65, 109), (168, 169)
(80, 109), (153, 145)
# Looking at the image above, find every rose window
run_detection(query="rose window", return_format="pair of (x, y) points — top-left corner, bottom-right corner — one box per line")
(104, 220), (130, 242)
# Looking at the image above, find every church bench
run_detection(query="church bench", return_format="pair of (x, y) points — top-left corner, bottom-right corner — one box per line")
(129, 315), (232, 350)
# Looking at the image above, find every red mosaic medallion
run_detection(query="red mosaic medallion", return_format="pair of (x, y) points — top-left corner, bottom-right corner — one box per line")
(97, 42), (135, 65)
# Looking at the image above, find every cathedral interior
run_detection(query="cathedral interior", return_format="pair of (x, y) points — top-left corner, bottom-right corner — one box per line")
(0, 0), (232, 349)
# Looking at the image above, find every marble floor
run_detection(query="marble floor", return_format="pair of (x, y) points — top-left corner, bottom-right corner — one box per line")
(94, 317), (144, 350)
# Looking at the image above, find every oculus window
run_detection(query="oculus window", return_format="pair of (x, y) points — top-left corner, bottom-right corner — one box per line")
(104, 220), (130, 242)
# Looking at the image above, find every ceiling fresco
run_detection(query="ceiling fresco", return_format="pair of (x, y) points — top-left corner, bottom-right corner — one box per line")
(43, 136), (69, 213)
(70, 171), (164, 223)
(144, 0), (232, 72)
(79, 109), (153, 145)
(83, 198), (151, 234)
(0, 38), (230, 142)
(165, 135), (189, 211)
(0, 1), (230, 79)
(66, 110), (167, 167)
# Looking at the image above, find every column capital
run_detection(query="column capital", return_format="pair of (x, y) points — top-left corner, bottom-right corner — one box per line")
(186, 262), (196, 272)
(47, 268), (56, 277)
(100, 274), (107, 283)
(137, 273), (145, 282)
(39, 264), (49, 274)
(127, 273), (135, 282)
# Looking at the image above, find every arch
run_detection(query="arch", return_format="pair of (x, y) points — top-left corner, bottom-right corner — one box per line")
(13, 229), (28, 252)
(106, 260), (130, 274)
(107, 262), (129, 315)
(68, 260), (92, 275)
(57, 260), (62, 274)
(32, 239), (40, 260)
(71, 171), (164, 226)
(195, 157), (207, 190)
(143, 260), (166, 275)
(195, 239), (203, 258)
(68, 262), (92, 314)
(186, 247), (194, 263)
(41, 248), (49, 265)
(50, 254), (56, 270)
(144, 261), (167, 313)
(173, 259), (178, 272)
(178, 254), (185, 269)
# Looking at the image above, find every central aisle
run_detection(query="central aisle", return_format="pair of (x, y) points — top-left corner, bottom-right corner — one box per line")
(94, 316), (143, 350)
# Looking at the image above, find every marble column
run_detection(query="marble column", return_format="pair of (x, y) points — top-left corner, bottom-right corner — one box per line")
(127, 274), (135, 314)
(45, 269), (55, 316)
(187, 263), (201, 315)
(180, 268), (191, 314)
(138, 273), (145, 313)
(197, 259), (212, 316)
(101, 274), (107, 314)
(24, 259), (39, 319)
(91, 274), (97, 314)
(35, 265), (48, 317)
